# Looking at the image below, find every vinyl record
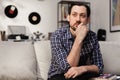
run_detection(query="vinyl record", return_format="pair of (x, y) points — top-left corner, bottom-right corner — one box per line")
(28, 12), (41, 25)
(4, 5), (18, 18)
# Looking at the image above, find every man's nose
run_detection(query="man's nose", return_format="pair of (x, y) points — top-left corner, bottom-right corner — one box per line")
(76, 16), (81, 21)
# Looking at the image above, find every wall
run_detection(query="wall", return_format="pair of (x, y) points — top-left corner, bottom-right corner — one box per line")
(0, 0), (60, 36)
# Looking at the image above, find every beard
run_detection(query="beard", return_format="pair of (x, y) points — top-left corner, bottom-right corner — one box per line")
(70, 26), (76, 31)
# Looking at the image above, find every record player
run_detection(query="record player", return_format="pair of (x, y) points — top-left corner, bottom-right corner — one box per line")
(7, 25), (29, 40)
(8, 34), (28, 39)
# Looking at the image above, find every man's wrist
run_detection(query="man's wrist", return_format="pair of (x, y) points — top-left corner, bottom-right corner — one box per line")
(79, 66), (88, 73)
(75, 37), (83, 45)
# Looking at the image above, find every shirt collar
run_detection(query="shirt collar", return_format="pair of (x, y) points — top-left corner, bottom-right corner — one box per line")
(65, 26), (74, 40)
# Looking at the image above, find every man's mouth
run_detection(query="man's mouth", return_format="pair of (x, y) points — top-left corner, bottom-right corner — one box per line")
(71, 22), (81, 31)
(75, 21), (81, 26)
(75, 22), (80, 27)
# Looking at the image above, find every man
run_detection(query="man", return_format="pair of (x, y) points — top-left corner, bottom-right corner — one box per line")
(48, 2), (104, 80)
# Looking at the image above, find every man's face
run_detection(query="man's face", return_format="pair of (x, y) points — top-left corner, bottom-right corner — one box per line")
(67, 5), (89, 31)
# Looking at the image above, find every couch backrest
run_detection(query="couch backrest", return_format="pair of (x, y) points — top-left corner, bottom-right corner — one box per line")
(99, 41), (120, 75)
(34, 40), (52, 80)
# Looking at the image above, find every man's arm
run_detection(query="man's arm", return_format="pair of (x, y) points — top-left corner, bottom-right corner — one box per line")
(66, 37), (82, 67)
(50, 32), (71, 72)
(67, 23), (88, 67)
(65, 31), (104, 79)
(64, 65), (99, 79)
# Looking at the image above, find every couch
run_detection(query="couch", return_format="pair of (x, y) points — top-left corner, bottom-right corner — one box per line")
(0, 41), (43, 80)
(99, 41), (120, 75)
(0, 40), (120, 80)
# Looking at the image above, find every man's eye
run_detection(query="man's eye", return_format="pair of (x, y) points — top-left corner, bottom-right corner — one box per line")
(80, 14), (87, 18)
(72, 14), (77, 17)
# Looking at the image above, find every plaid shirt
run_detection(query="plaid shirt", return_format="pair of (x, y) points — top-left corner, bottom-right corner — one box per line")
(48, 26), (104, 78)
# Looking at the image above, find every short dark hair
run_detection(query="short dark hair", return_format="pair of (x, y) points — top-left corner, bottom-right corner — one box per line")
(68, 2), (91, 17)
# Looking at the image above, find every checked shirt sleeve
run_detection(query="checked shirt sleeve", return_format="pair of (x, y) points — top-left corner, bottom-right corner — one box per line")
(50, 33), (71, 73)
(90, 35), (104, 74)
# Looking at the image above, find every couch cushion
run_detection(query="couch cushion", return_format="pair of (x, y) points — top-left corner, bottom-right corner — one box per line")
(0, 42), (37, 80)
(99, 41), (120, 75)
(34, 40), (51, 80)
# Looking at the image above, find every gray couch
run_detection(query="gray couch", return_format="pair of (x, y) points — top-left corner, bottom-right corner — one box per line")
(0, 41), (120, 80)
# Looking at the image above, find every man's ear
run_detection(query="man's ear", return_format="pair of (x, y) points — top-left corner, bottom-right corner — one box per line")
(67, 15), (70, 21)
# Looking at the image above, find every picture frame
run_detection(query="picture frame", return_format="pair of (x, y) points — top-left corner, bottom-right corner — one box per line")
(110, 0), (120, 32)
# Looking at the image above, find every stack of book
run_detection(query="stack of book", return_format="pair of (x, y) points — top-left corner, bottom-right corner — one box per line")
(90, 73), (117, 80)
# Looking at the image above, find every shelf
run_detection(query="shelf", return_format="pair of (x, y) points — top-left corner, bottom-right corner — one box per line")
(58, 20), (68, 23)
(58, 1), (90, 4)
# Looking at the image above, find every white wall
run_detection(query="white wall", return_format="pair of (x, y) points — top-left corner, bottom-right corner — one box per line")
(0, 0), (60, 35)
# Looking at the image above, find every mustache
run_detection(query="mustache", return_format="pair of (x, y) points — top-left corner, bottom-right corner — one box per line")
(72, 21), (81, 27)
(76, 21), (81, 24)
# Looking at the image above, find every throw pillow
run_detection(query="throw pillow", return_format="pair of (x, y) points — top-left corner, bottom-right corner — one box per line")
(0, 42), (37, 80)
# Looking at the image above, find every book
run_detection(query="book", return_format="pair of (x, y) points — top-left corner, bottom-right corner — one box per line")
(90, 73), (117, 80)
